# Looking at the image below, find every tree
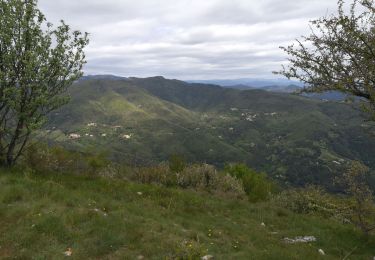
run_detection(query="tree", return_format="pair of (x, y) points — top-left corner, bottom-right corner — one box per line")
(336, 161), (375, 236)
(276, 0), (375, 120)
(0, 0), (89, 167)
(276, 0), (375, 234)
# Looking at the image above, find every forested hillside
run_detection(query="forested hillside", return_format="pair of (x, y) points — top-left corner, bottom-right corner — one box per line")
(42, 76), (375, 189)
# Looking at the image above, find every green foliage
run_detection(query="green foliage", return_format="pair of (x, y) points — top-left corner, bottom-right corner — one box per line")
(276, 163), (375, 236)
(87, 153), (110, 174)
(0, 0), (89, 167)
(24, 143), (83, 173)
(275, 186), (349, 220)
(43, 77), (375, 191)
(336, 161), (375, 235)
(172, 240), (207, 259)
(169, 154), (187, 173)
(0, 169), (374, 259)
(277, 0), (375, 120)
(177, 164), (217, 189)
(132, 163), (245, 198)
(23, 143), (111, 176)
(225, 164), (275, 202)
(22, 144), (243, 198)
(133, 163), (178, 187)
(177, 164), (245, 197)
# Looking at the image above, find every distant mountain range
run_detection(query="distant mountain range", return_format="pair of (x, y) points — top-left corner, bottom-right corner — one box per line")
(80, 74), (128, 81)
(82, 75), (356, 101)
(40, 75), (375, 190)
(82, 75), (303, 93)
(187, 78), (304, 93)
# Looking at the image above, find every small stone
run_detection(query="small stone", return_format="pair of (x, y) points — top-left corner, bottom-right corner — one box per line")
(137, 192), (143, 196)
(283, 236), (317, 244)
(137, 255), (145, 260)
(64, 248), (72, 257)
(201, 255), (214, 260)
(318, 249), (325, 255)
(261, 222), (266, 227)
(122, 134), (132, 140)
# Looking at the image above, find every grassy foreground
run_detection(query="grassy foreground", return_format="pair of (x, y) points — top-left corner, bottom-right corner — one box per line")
(0, 169), (374, 259)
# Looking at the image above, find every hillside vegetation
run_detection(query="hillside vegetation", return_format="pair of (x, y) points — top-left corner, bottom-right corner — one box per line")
(1, 1), (374, 259)
(42, 77), (375, 190)
(0, 168), (374, 259)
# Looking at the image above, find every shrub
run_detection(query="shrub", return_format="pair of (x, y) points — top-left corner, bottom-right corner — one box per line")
(96, 164), (122, 179)
(214, 173), (246, 197)
(224, 164), (275, 202)
(177, 164), (216, 189)
(177, 164), (245, 197)
(275, 186), (348, 220)
(168, 154), (187, 173)
(87, 153), (110, 174)
(48, 146), (83, 172)
(276, 163), (375, 236)
(131, 163), (245, 198)
(24, 143), (81, 173)
(23, 143), (47, 171)
(336, 161), (375, 235)
(133, 163), (177, 187)
(23, 143), (110, 175)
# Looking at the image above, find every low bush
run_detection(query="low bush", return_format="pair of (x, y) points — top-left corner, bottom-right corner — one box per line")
(177, 164), (216, 189)
(132, 163), (177, 187)
(22, 145), (271, 200)
(224, 164), (276, 202)
(23, 143), (110, 176)
(24, 143), (83, 173)
(177, 164), (245, 197)
(275, 186), (349, 220)
(275, 163), (375, 235)
(131, 163), (245, 198)
(168, 154), (187, 173)
(87, 153), (110, 174)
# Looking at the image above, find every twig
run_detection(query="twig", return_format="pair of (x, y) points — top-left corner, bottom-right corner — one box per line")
(342, 241), (369, 260)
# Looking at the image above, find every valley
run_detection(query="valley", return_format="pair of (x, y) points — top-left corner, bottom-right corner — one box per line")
(42, 76), (375, 190)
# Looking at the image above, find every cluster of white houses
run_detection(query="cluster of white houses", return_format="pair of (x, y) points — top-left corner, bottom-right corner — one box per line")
(67, 122), (133, 140)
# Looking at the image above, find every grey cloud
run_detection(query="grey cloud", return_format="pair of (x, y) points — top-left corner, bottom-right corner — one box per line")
(38, 0), (339, 79)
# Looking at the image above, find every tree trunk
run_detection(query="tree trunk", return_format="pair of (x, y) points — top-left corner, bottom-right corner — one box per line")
(6, 119), (24, 167)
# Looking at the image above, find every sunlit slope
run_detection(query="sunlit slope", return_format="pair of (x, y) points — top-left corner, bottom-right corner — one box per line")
(1, 170), (374, 259)
(43, 77), (375, 188)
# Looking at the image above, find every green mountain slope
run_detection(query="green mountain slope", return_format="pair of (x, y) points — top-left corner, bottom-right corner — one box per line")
(42, 77), (375, 189)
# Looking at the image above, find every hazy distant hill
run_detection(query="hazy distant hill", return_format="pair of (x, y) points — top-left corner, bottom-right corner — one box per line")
(188, 78), (303, 93)
(79, 74), (127, 81)
(302, 91), (352, 101)
(42, 76), (375, 189)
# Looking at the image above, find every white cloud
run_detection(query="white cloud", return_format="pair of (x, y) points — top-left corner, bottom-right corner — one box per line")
(38, 0), (339, 79)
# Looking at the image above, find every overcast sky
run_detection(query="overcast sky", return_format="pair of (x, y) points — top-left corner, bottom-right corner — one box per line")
(38, 0), (338, 80)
